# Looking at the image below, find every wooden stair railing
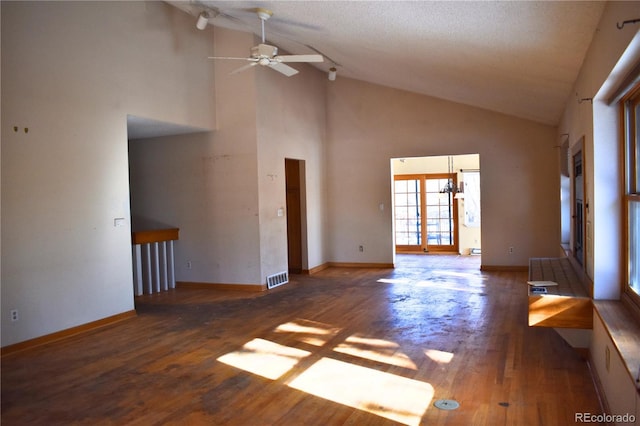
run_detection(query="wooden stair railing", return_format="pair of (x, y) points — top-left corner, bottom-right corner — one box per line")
(131, 224), (179, 296)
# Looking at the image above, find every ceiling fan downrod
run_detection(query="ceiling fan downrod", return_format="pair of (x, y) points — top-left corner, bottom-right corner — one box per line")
(256, 8), (273, 43)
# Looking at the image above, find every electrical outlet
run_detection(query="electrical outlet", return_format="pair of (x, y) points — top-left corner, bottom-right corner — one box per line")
(187, 261), (192, 269)
(359, 245), (364, 252)
(10, 309), (18, 322)
(508, 247), (514, 254)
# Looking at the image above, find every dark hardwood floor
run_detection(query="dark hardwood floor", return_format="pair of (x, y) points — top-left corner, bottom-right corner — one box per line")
(1, 254), (602, 425)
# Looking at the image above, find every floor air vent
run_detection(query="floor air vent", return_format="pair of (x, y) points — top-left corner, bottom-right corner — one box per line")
(266, 271), (289, 289)
(434, 399), (460, 410)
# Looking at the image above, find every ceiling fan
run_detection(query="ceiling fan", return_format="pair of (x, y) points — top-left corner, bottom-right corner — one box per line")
(208, 8), (323, 77)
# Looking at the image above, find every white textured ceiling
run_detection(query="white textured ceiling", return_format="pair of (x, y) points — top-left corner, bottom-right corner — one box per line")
(169, 1), (606, 126)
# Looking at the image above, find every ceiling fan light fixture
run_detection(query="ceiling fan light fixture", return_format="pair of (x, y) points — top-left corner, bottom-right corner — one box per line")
(207, 9), (323, 78)
(328, 67), (337, 81)
(196, 12), (209, 30)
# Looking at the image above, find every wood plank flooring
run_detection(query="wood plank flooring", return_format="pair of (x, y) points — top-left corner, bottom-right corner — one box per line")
(1, 255), (602, 425)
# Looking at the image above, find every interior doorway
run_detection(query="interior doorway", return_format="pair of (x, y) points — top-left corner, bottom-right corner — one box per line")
(285, 158), (305, 274)
(391, 154), (481, 256)
(572, 141), (586, 266)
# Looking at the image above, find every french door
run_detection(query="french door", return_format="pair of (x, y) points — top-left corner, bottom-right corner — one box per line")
(394, 174), (459, 253)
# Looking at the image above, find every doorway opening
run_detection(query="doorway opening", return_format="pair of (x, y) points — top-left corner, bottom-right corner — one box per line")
(285, 158), (307, 274)
(571, 140), (586, 266)
(127, 115), (207, 301)
(391, 154), (481, 257)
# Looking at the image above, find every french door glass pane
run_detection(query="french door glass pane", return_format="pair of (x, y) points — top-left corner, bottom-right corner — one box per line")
(425, 178), (454, 246)
(423, 180), (434, 192)
(629, 200), (640, 296)
(394, 179), (421, 245)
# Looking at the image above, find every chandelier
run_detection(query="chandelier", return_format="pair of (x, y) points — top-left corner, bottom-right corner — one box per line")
(440, 156), (464, 199)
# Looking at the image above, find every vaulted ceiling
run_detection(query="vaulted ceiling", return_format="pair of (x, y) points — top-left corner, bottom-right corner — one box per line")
(169, 1), (606, 126)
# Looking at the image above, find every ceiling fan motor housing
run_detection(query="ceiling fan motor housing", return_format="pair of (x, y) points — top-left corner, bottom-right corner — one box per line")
(251, 44), (278, 59)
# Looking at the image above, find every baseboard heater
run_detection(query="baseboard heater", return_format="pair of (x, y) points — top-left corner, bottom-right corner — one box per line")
(266, 271), (289, 289)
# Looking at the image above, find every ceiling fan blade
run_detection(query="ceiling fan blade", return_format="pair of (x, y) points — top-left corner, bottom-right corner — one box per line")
(277, 54), (324, 63)
(208, 56), (255, 61)
(230, 62), (258, 75)
(268, 62), (299, 77)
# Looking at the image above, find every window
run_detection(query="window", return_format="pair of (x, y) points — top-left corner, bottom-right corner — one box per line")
(462, 171), (481, 227)
(622, 83), (640, 307)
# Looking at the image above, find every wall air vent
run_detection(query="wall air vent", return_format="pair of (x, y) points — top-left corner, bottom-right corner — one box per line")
(266, 271), (288, 289)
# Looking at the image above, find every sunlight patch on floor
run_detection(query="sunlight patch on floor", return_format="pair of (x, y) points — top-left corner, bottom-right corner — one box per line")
(424, 348), (454, 364)
(218, 320), (435, 424)
(217, 338), (310, 380)
(334, 334), (417, 369)
(377, 274), (486, 294)
(432, 269), (486, 280)
(413, 280), (486, 294)
(377, 278), (413, 285)
(288, 357), (433, 426)
(274, 319), (341, 346)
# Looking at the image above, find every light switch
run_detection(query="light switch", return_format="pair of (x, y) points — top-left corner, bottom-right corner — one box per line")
(277, 208), (284, 217)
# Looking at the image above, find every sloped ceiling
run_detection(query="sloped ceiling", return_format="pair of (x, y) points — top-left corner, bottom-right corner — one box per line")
(168, 1), (606, 126)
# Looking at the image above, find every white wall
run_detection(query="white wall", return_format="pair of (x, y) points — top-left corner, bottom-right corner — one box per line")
(558, 2), (639, 297)
(129, 131), (244, 284)
(129, 26), (328, 286)
(130, 26), (263, 286)
(255, 58), (328, 276)
(205, 26), (263, 284)
(326, 79), (559, 267)
(1, 1), (215, 346)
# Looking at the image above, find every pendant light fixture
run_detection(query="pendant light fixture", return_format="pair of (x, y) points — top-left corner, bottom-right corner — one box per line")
(440, 156), (464, 198)
(328, 67), (337, 81)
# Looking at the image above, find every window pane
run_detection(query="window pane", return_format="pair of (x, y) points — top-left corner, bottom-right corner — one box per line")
(426, 206), (440, 218)
(394, 180), (407, 192)
(396, 233), (416, 245)
(630, 200), (640, 296)
(441, 232), (453, 245)
(425, 180), (440, 192)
